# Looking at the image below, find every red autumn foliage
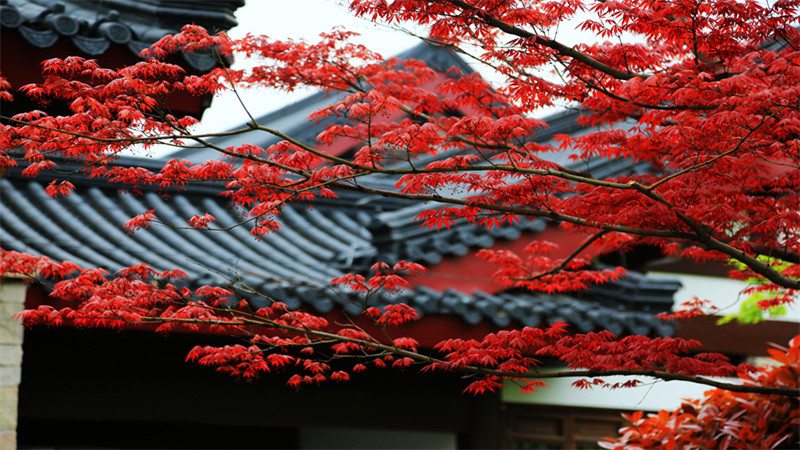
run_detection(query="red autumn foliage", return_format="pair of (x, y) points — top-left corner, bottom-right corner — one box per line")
(2, 0), (800, 445)
(603, 338), (800, 449)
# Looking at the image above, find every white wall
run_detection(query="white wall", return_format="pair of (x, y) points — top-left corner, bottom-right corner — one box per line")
(648, 272), (800, 322)
(502, 374), (712, 412)
(502, 272), (799, 413)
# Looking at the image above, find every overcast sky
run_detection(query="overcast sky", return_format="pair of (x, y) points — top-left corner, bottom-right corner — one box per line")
(198, 0), (421, 133)
(184, 0), (603, 147)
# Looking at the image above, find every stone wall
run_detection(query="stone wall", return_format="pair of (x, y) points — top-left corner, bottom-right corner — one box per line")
(0, 277), (25, 449)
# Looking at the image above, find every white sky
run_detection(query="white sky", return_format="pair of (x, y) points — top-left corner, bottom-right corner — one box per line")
(198, 0), (421, 133)
(196, 0), (597, 135)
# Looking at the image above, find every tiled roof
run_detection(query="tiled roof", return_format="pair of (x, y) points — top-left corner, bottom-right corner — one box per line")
(170, 42), (476, 164)
(361, 114), (649, 264)
(1, 0), (243, 70)
(0, 156), (678, 337)
(171, 42), (652, 264)
(0, 34), (678, 337)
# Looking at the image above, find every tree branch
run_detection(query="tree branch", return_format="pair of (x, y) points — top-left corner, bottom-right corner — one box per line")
(99, 311), (800, 398)
(511, 230), (609, 282)
(438, 0), (642, 81)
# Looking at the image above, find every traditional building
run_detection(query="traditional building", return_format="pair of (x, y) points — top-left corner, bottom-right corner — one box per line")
(2, 1), (797, 448)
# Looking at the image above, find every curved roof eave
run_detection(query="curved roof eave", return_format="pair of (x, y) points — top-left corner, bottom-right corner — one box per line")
(2, 0), (243, 70)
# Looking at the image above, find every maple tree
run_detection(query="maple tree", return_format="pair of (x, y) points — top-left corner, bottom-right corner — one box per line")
(1, 0), (800, 444)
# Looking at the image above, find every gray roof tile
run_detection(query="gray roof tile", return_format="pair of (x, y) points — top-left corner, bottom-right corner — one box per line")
(4, 0), (242, 70)
(1, 27), (679, 339)
(0, 165), (678, 337)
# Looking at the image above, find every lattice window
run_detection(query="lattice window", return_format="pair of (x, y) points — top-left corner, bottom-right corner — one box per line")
(506, 405), (628, 449)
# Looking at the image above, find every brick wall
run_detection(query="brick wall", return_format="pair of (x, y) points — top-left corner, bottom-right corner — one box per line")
(0, 277), (25, 449)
